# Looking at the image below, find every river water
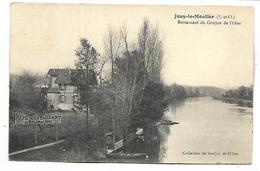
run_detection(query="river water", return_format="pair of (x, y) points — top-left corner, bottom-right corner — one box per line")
(161, 97), (253, 164)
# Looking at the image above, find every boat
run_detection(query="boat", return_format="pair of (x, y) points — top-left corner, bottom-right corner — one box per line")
(160, 120), (179, 125)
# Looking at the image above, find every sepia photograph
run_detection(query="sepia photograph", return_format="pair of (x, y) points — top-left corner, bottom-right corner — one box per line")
(9, 3), (254, 164)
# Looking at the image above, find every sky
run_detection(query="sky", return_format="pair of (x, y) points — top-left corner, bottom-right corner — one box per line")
(10, 4), (254, 88)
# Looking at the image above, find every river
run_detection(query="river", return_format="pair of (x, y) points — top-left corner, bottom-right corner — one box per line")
(161, 97), (253, 164)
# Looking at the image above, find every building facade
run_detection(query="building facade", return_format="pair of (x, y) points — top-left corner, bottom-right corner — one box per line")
(46, 69), (97, 111)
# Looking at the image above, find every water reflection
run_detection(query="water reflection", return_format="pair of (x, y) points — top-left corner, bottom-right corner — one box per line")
(160, 97), (253, 163)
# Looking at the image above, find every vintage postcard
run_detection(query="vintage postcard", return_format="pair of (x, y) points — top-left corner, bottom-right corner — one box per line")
(9, 3), (254, 164)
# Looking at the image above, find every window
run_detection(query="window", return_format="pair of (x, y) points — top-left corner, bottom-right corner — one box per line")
(59, 84), (66, 90)
(60, 95), (66, 103)
(73, 95), (79, 102)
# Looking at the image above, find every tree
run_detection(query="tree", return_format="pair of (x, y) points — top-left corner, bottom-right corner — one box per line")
(88, 85), (114, 147)
(96, 55), (109, 85)
(75, 38), (99, 131)
(135, 81), (168, 125)
(9, 71), (46, 122)
(114, 50), (144, 133)
(121, 19), (165, 130)
(166, 83), (187, 102)
(138, 19), (164, 85)
(99, 20), (165, 143)
(75, 39), (99, 70)
(238, 86), (246, 99)
(103, 27), (122, 143)
(110, 19), (165, 134)
(223, 86), (253, 100)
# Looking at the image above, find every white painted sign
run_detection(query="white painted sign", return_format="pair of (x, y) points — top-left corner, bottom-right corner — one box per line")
(15, 115), (62, 125)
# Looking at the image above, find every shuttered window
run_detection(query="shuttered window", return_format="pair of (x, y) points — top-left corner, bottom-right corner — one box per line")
(73, 95), (79, 102)
(60, 95), (66, 103)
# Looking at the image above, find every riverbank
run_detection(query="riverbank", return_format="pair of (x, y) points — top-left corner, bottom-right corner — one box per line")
(214, 97), (253, 108)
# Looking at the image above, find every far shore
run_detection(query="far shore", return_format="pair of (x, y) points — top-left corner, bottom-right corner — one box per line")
(214, 97), (253, 108)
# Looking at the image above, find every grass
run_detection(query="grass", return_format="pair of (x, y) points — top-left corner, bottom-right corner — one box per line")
(9, 141), (67, 162)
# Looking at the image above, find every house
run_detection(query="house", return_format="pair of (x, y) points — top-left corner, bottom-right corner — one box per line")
(46, 68), (97, 111)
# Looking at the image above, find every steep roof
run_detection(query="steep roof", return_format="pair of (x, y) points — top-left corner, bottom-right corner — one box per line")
(41, 87), (49, 93)
(47, 69), (97, 86)
(47, 69), (70, 77)
(55, 73), (71, 85)
(48, 87), (59, 93)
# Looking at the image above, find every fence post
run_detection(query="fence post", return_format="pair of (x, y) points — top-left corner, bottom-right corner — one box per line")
(56, 124), (59, 141)
(35, 124), (38, 145)
(123, 129), (126, 153)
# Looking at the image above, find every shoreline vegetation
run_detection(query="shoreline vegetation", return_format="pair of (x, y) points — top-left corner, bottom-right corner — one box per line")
(214, 97), (253, 108)
(219, 85), (253, 108)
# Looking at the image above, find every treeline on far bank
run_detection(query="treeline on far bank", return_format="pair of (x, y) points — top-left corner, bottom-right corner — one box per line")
(163, 83), (202, 104)
(219, 86), (253, 108)
(223, 86), (253, 101)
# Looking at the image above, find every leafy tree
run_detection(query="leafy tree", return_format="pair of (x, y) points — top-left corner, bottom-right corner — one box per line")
(74, 38), (99, 130)
(75, 39), (99, 70)
(103, 27), (122, 142)
(9, 71), (46, 122)
(223, 86), (253, 100)
(138, 19), (164, 85)
(166, 83), (187, 102)
(114, 50), (145, 134)
(131, 81), (168, 128)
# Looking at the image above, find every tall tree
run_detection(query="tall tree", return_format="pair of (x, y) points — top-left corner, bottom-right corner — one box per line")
(114, 50), (144, 133)
(111, 19), (165, 133)
(75, 39), (99, 70)
(138, 19), (164, 85)
(75, 38), (99, 131)
(103, 27), (121, 143)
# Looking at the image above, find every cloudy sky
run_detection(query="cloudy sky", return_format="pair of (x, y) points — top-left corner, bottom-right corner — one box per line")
(10, 4), (254, 88)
